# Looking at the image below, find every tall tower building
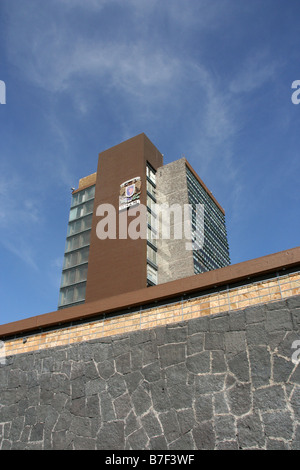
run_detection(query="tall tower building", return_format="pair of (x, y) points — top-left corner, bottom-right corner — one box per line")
(58, 133), (230, 309)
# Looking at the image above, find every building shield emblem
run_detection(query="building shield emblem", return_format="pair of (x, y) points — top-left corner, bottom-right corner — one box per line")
(126, 184), (135, 198)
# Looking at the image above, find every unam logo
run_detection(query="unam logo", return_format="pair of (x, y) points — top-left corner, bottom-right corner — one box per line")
(0, 80), (6, 104)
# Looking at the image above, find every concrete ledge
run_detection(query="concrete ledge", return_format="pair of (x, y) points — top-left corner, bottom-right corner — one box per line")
(1, 246), (300, 339)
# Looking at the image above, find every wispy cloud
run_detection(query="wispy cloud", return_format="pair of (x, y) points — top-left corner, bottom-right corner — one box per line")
(1, 239), (38, 271)
(3, 1), (229, 109)
(0, 169), (42, 269)
(3, 0), (279, 228)
(229, 50), (281, 95)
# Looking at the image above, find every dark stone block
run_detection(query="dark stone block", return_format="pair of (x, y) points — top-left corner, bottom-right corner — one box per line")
(253, 385), (287, 412)
(165, 363), (188, 386)
(213, 391), (229, 414)
(176, 408), (196, 434)
(188, 316), (209, 335)
(86, 395), (100, 419)
(195, 374), (226, 395)
(248, 346), (271, 387)
(158, 343), (185, 368)
(215, 414), (236, 441)
(216, 440), (239, 450)
(194, 394), (213, 422)
(125, 410), (139, 437)
(266, 438), (288, 450)
(266, 309), (293, 332)
(289, 363), (300, 385)
(237, 413), (264, 449)
(70, 416), (92, 438)
(124, 370), (143, 394)
(192, 421), (215, 450)
(115, 352), (131, 374)
(25, 406), (38, 426)
(204, 332), (224, 350)
(126, 426), (148, 450)
(97, 359), (115, 380)
(141, 411), (163, 438)
(211, 350), (227, 373)
(30, 423), (44, 442)
(168, 432), (195, 450)
(149, 435), (168, 450)
(286, 295), (300, 310)
(227, 382), (252, 416)
(262, 411), (293, 440)
(97, 421), (125, 450)
(244, 304), (266, 324)
(291, 308), (300, 329)
(225, 331), (246, 358)
(54, 411), (73, 432)
(107, 373), (127, 398)
(100, 391), (116, 422)
(114, 393), (132, 419)
(141, 361), (161, 382)
(93, 340), (113, 362)
(273, 355), (294, 383)
(165, 325), (187, 343)
(186, 351), (210, 374)
(85, 377), (106, 396)
(290, 387), (300, 420)
(168, 383), (193, 409)
(142, 341), (158, 366)
(9, 416), (24, 442)
(71, 377), (86, 399)
(84, 361), (99, 380)
(159, 409), (181, 444)
(209, 314), (230, 332)
(131, 384), (152, 415)
(229, 310), (246, 331)
(227, 351), (250, 382)
(150, 380), (171, 412)
(112, 337), (130, 357)
(70, 397), (86, 417)
(130, 345), (144, 370)
(246, 323), (267, 346)
(73, 436), (96, 450)
(187, 333), (204, 355)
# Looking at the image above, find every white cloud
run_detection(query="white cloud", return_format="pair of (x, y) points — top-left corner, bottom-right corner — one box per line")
(0, 169), (42, 268)
(2, 0), (247, 216)
(1, 239), (38, 271)
(57, 0), (109, 9)
(3, 1), (226, 101)
(229, 50), (280, 95)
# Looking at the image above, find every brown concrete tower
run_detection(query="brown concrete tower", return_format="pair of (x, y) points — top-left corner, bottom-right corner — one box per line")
(85, 133), (163, 302)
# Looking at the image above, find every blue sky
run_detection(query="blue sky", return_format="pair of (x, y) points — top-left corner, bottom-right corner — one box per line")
(0, 0), (300, 325)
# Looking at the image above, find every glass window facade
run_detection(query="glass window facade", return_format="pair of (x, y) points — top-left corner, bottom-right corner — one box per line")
(186, 166), (230, 274)
(58, 185), (95, 309)
(146, 163), (158, 286)
(147, 263), (157, 285)
(67, 213), (93, 237)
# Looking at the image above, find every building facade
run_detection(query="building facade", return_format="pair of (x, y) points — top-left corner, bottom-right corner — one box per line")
(58, 134), (230, 309)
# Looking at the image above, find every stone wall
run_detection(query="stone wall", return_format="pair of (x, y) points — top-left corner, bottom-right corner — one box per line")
(1, 296), (300, 450)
